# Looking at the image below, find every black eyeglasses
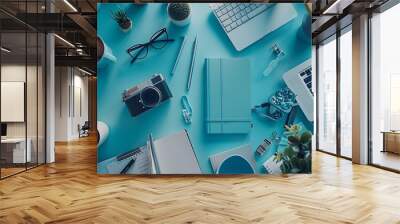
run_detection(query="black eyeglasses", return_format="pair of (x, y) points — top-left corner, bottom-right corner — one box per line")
(127, 28), (174, 64)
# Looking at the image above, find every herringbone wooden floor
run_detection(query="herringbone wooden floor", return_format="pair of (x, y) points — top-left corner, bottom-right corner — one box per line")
(1, 136), (400, 224)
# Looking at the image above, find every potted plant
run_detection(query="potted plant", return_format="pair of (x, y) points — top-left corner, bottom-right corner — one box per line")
(167, 3), (191, 27)
(112, 8), (132, 32)
(273, 124), (312, 173)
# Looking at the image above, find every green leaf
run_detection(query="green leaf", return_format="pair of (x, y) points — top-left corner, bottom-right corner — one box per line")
(301, 143), (311, 152)
(284, 147), (295, 158)
(297, 159), (306, 171)
(274, 153), (283, 162)
(281, 161), (292, 173)
(300, 132), (312, 144)
(288, 136), (300, 145)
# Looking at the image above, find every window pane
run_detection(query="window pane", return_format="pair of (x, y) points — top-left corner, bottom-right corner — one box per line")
(318, 37), (337, 154)
(371, 3), (400, 171)
(340, 29), (352, 158)
(1, 31), (28, 177)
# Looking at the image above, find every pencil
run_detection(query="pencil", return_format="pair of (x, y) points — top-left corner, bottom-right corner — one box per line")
(171, 35), (187, 76)
(120, 158), (136, 174)
(187, 37), (198, 91)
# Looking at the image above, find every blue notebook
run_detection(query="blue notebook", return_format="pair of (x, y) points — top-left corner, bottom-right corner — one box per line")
(205, 58), (251, 134)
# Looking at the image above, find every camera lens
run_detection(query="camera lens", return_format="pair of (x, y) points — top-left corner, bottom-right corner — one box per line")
(140, 86), (161, 108)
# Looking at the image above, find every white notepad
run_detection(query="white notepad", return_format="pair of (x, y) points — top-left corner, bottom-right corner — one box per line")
(102, 130), (201, 174)
(150, 130), (202, 174)
(105, 146), (152, 174)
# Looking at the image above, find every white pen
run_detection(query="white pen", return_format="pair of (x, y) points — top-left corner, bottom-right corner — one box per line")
(187, 37), (198, 91)
(171, 35), (187, 76)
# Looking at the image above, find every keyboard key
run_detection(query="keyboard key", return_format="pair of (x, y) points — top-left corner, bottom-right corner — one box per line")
(248, 10), (259, 19)
(222, 18), (232, 26)
(307, 83), (312, 89)
(304, 76), (311, 84)
(226, 25), (233, 32)
(220, 14), (229, 22)
(231, 16), (237, 22)
(210, 3), (222, 10)
(213, 3), (271, 32)
(300, 72), (306, 77)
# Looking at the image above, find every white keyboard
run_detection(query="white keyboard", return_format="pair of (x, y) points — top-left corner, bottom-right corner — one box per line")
(210, 3), (273, 33)
(299, 66), (312, 94)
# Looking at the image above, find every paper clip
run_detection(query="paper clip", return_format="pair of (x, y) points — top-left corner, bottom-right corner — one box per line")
(181, 96), (193, 124)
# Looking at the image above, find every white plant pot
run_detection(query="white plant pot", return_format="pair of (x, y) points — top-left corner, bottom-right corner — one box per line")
(97, 121), (109, 147)
(167, 4), (191, 27)
(97, 37), (117, 69)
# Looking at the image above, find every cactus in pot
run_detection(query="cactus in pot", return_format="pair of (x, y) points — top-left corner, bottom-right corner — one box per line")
(167, 3), (191, 26)
(112, 8), (132, 32)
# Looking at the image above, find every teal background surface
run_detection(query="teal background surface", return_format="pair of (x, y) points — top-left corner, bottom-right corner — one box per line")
(97, 3), (311, 174)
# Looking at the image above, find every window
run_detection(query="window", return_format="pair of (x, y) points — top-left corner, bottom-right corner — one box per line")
(0, 1), (47, 179)
(317, 36), (337, 155)
(316, 26), (353, 159)
(339, 28), (352, 158)
(370, 2), (400, 171)
(390, 74), (400, 130)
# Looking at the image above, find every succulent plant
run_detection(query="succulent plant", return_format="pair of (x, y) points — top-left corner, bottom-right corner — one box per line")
(112, 9), (132, 30)
(273, 124), (312, 173)
(168, 3), (190, 21)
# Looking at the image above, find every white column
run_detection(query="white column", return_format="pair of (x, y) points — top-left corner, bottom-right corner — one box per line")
(352, 14), (369, 164)
(46, 32), (55, 163)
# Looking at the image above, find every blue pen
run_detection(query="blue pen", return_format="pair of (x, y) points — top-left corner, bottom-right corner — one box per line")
(187, 37), (198, 91)
(171, 36), (187, 76)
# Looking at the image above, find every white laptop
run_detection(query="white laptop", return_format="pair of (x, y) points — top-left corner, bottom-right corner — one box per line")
(210, 3), (297, 51)
(283, 59), (313, 122)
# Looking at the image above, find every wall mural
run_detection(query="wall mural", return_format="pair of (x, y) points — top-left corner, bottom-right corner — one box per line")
(97, 3), (313, 174)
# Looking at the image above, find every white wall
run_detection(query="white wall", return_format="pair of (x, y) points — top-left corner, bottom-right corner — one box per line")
(54, 67), (89, 141)
(55, 67), (69, 141)
(1, 64), (46, 164)
(1, 65), (42, 137)
(1, 65), (26, 139)
(72, 73), (89, 138)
